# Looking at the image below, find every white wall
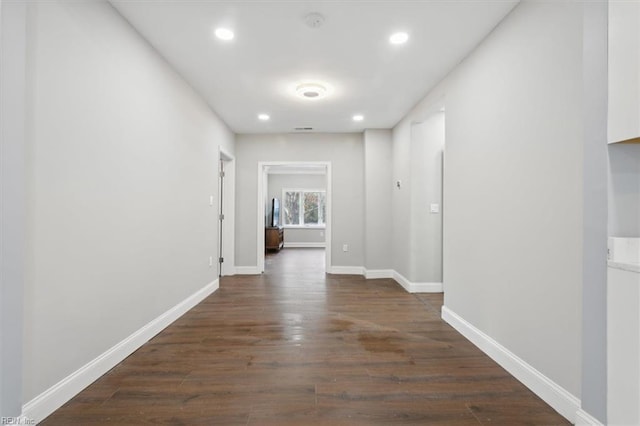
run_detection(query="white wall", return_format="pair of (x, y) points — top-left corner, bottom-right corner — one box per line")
(607, 1), (640, 144)
(410, 114), (444, 283)
(392, 122), (412, 278)
(363, 130), (393, 271)
(0, 0), (26, 418)
(394, 0), (583, 403)
(267, 173), (326, 245)
(235, 133), (363, 268)
(24, 0), (234, 405)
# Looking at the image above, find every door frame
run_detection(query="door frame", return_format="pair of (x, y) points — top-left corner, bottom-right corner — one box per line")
(256, 161), (332, 273)
(218, 147), (235, 276)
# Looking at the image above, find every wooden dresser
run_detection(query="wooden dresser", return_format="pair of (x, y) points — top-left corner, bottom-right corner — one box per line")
(265, 227), (284, 251)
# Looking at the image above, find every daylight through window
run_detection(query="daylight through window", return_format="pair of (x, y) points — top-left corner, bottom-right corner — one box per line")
(283, 190), (326, 226)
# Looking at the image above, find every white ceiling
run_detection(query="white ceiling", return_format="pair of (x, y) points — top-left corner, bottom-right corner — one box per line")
(110, 0), (519, 134)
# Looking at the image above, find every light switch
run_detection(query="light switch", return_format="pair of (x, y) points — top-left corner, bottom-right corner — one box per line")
(430, 203), (440, 214)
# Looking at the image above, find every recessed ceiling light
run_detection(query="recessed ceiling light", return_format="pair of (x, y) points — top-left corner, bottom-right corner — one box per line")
(214, 28), (234, 41)
(389, 32), (409, 45)
(295, 83), (328, 100)
(352, 114), (364, 122)
(258, 113), (270, 121)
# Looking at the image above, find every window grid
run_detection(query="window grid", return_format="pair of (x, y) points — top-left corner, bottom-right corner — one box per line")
(282, 189), (326, 227)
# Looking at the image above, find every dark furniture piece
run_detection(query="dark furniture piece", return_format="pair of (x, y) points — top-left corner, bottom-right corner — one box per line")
(265, 227), (284, 251)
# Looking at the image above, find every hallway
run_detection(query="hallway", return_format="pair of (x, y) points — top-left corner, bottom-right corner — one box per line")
(42, 249), (568, 425)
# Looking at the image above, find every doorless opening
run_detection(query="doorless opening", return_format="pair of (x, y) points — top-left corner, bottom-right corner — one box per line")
(257, 162), (332, 274)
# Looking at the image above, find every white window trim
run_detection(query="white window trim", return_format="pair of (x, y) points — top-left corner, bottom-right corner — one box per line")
(282, 188), (326, 227)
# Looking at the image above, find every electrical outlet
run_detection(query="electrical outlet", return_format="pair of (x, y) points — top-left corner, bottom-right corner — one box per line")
(209, 195), (214, 206)
(343, 244), (348, 252)
(209, 256), (213, 267)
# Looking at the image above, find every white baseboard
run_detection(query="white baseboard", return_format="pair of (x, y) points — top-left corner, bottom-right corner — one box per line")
(283, 242), (325, 248)
(575, 408), (604, 426)
(327, 266), (365, 275)
(235, 266), (261, 275)
(233, 258), (440, 295)
(441, 306), (580, 423)
(22, 279), (219, 424)
(409, 282), (443, 292)
(364, 269), (394, 279)
(221, 265), (236, 276)
(393, 271), (442, 293)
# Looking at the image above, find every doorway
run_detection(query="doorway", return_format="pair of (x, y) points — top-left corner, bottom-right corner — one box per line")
(257, 162), (332, 274)
(218, 148), (235, 277)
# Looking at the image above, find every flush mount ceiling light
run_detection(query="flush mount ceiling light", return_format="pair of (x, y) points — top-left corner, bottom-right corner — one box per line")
(288, 80), (333, 101)
(258, 113), (270, 121)
(389, 31), (409, 45)
(352, 114), (364, 122)
(295, 83), (328, 100)
(214, 28), (234, 41)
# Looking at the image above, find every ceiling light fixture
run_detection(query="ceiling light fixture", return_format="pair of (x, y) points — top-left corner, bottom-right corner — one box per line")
(295, 83), (328, 100)
(352, 114), (364, 122)
(258, 113), (270, 121)
(214, 28), (234, 41)
(389, 32), (409, 45)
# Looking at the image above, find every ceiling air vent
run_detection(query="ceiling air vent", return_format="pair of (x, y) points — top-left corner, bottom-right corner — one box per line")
(294, 127), (313, 131)
(304, 12), (325, 29)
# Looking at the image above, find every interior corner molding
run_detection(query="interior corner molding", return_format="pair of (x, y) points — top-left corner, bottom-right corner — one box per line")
(21, 279), (219, 424)
(327, 266), (365, 275)
(441, 305), (580, 424)
(364, 269), (394, 279)
(329, 267), (441, 293)
(392, 271), (442, 293)
(574, 409), (604, 426)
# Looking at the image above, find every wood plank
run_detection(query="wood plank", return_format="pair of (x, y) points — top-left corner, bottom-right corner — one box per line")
(40, 248), (569, 425)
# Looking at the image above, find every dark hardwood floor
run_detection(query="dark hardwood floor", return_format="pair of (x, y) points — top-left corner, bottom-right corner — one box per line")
(42, 248), (569, 425)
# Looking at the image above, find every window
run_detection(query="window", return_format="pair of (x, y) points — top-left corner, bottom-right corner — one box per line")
(283, 189), (326, 227)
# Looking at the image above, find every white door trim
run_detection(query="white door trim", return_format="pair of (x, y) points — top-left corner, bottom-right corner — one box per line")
(257, 161), (332, 273)
(219, 147), (235, 276)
